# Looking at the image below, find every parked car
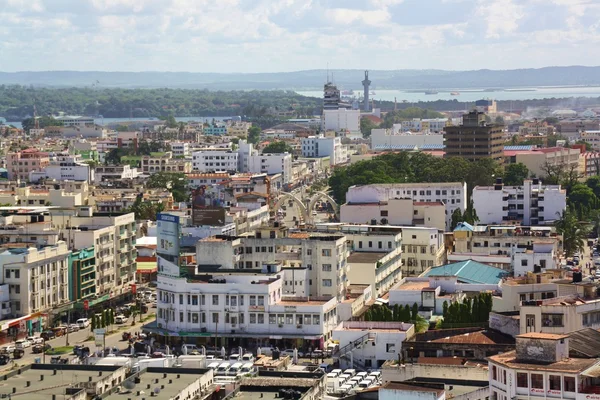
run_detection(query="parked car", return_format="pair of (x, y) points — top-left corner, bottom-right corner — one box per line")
(0, 355), (9, 365)
(27, 336), (44, 345)
(76, 318), (90, 328)
(115, 315), (129, 324)
(15, 339), (31, 349)
(67, 324), (80, 333)
(0, 345), (15, 353)
(40, 331), (56, 341)
(32, 344), (51, 354)
(12, 349), (24, 359)
(281, 349), (305, 358)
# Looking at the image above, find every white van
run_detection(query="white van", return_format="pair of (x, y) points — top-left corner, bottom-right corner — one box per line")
(348, 377), (361, 387)
(330, 369), (343, 377)
(356, 372), (368, 380)
(15, 339), (30, 349)
(229, 353), (241, 361)
(216, 362), (230, 374)
(338, 373), (351, 385)
(240, 363), (254, 374)
(76, 318), (90, 328)
(228, 362), (243, 375)
(207, 362), (220, 370)
(241, 353), (254, 362)
(358, 380), (372, 390)
(338, 384), (352, 394)
(368, 371), (381, 381)
(344, 369), (357, 377)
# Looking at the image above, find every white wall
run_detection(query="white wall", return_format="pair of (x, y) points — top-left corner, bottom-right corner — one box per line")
(323, 109), (360, 133)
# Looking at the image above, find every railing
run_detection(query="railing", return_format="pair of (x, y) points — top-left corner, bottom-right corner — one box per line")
(332, 332), (370, 359)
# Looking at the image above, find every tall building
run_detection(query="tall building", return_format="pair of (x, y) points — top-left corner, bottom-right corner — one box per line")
(323, 82), (352, 111)
(443, 110), (504, 162)
(362, 70), (371, 112)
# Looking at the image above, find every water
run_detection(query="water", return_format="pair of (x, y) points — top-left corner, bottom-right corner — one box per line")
(296, 86), (600, 104)
(8, 116), (233, 130)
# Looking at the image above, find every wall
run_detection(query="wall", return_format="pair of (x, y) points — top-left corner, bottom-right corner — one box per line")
(489, 312), (520, 337)
(380, 386), (444, 400)
(381, 363), (489, 383)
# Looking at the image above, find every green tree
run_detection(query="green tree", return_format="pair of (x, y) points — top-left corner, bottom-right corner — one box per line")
(587, 176), (600, 198)
(450, 209), (463, 230)
(248, 125), (261, 145)
(360, 117), (378, 137)
(402, 305), (411, 321)
(91, 315), (97, 330)
(411, 303), (418, 321)
(147, 172), (188, 202)
(568, 184), (598, 220)
(21, 116), (64, 132)
(262, 141), (293, 154)
(442, 301), (449, 320)
(503, 163), (529, 186)
(104, 148), (133, 165)
(115, 125), (129, 132)
(555, 209), (590, 257)
(463, 199), (479, 225)
(575, 140), (593, 151)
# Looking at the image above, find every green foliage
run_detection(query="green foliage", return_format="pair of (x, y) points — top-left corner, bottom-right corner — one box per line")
(555, 208), (590, 257)
(503, 163), (529, 186)
(115, 125), (129, 132)
(147, 172), (187, 202)
(328, 152), (500, 204)
(380, 108), (445, 128)
(442, 293), (492, 326)
(126, 194), (166, 221)
(159, 114), (177, 128)
(21, 116), (64, 132)
(262, 141), (293, 154)
(248, 125), (261, 145)
(576, 140), (593, 151)
(360, 117), (379, 137)
(569, 184), (598, 220)
(450, 209), (463, 231)
(91, 315), (97, 330)
(494, 116), (505, 125)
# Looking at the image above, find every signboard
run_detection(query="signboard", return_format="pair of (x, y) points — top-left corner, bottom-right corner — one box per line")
(192, 186), (227, 226)
(130, 284), (137, 295)
(83, 300), (89, 310)
(158, 257), (181, 278)
(157, 213), (180, 258)
(94, 328), (105, 347)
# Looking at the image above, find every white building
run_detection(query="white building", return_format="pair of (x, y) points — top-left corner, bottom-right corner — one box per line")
(171, 142), (191, 158)
(301, 135), (348, 166)
(192, 150), (239, 172)
(94, 165), (140, 182)
(380, 382), (446, 400)
(345, 183), (466, 230)
(472, 179), (567, 226)
(322, 109), (360, 134)
(54, 115), (95, 127)
(0, 241), (70, 317)
(238, 140), (293, 184)
(332, 321), (415, 370)
(29, 154), (94, 183)
(370, 129), (445, 152)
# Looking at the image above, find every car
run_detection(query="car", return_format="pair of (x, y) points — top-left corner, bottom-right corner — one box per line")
(15, 339), (31, 349)
(76, 318), (90, 328)
(67, 324), (80, 333)
(115, 315), (129, 324)
(32, 344), (51, 354)
(281, 349), (305, 358)
(27, 336), (44, 345)
(1, 345), (15, 353)
(595, 270), (600, 278)
(40, 331), (56, 341)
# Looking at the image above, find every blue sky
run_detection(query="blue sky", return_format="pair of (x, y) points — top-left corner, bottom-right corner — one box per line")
(1, 0), (599, 72)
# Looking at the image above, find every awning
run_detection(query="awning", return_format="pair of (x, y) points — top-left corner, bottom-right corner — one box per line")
(137, 261), (157, 274)
(583, 365), (600, 378)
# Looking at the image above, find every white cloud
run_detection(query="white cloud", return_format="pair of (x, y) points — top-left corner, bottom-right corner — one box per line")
(476, 0), (525, 38)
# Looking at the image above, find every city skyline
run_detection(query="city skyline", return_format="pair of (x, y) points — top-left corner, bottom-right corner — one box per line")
(2, 0), (600, 73)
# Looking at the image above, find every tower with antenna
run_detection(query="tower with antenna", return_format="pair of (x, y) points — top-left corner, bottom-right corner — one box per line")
(362, 70), (371, 112)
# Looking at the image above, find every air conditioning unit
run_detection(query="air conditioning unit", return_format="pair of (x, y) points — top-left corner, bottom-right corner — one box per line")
(278, 323), (284, 328)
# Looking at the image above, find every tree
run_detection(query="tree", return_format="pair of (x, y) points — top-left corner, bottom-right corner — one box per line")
(463, 199), (479, 225)
(568, 184), (598, 220)
(411, 303), (418, 321)
(262, 141), (293, 154)
(147, 172), (188, 202)
(21, 116), (64, 132)
(575, 140), (593, 151)
(360, 117), (378, 137)
(555, 209), (590, 257)
(248, 125), (261, 145)
(503, 163), (529, 186)
(586, 176), (600, 198)
(91, 315), (97, 330)
(450, 209), (463, 230)
(115, 125), (129, 132)
(104, 148), (132, 165)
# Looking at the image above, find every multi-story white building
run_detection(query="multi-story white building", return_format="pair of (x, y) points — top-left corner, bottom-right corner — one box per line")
(0, 241), (70, 317)
(322, 109), (360, 134)
(370, 128), (445, 152)
(400, 226), (446, 276)
(346, 240), (403, 298)
(192, 150), (239, 172)
(473, 179), (566, 226)
(170, 142), (191, 158)
(301, 135), (348, 166)
(94, 165), (140, 182)
(29, 154), (94, 183)
(488, 332), (600, 400)
(54, 115), (95, 127)
(238, 140), (293, 184)
(345, 182), (466, 230)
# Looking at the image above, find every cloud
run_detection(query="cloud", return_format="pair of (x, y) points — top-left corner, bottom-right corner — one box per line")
(0, 0), (599, 72)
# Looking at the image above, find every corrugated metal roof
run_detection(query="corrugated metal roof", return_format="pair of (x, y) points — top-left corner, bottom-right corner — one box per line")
(454, 222), (474, 232)
(423, 260), (508, 285)
(504, 145), (536, 151)
(568, 328), (600, 358)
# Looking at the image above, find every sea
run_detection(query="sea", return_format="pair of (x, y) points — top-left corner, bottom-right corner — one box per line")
(296, 86), (600, 104)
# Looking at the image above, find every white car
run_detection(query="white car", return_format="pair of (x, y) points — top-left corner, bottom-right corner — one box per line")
(15, 339), (31, 349)
(281, 349), (305, 358)
(1, 345), (15, 353)
(27, 336), (44, 345)
(76, 318), (90, 328)
(115, 315), (129, 324)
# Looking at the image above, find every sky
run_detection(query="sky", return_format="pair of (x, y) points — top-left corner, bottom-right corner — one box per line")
(1, 0), (600, 73)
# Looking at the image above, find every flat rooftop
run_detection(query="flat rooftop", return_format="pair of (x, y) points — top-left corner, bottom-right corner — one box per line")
(393, 280), (430, 291)
(489, 350), (597, 373)
(347, 251), (387, 263)
(105, 371), (200, 400)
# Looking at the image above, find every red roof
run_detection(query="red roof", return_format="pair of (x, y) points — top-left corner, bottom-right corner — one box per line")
(362, 115), (382, 124)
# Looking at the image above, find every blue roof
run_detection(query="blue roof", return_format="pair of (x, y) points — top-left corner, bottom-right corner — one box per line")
(453, 222), (474, 232)
(503, 145), (535, 151)
(373, 144), (417, 150)
(418, 144), (445, 150)
(422, 260), (507, 285)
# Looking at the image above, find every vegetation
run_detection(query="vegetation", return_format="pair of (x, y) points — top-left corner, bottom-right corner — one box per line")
(21, 116), (63, 132)
(442, 293), (492, 327)
(364, 303), (428, 332)
(262, 141), (293, 154)
(360, 117), (379, 137)
(555, 208), (590, 257)
(0, 86), (321, 120)
(450, 200), (479, 230)
(328, 152), (501, 204)
(147, 172), (188, 202)
(503, 163), (530, 186)
(45, 346), (73, 355)
(125, 194), (166, 221)
(247, 125), (261, 145)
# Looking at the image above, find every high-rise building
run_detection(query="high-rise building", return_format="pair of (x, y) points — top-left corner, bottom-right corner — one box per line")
(323, 82), (352, 111)
(443, 110), (504, 162)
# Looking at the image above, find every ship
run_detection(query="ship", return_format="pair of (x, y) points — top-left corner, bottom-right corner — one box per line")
(450, 91), (460, 96)
(424, 90), (438, 95)
(341, 89), (354, 95)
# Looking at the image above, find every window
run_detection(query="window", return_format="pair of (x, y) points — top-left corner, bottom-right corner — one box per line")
(14, 270), (19, 279)
(179, 294), (183, 305)
(212, 313), (219, 323)
(542, 313), (564, 327)
(517, 373), (528, 388)
(492, 365), (497, 380)
(388, 241), (392, 249)
(250, 314), (256, 324)
(549, 375), (561, 391)
(380, 210), (388, 217)
(521, 259), (528, 266)
(4, 270), (8, 279)
(306, 249), (312, 256)
(285, 314), (293, 324)
(313, 315), (320, 325)
(358, 241), (362, 249)
(258, 296), (265, 306)
(269, 314), (276, 324)
(531, 374), (544, 389)
(322, 249), (331, 257)
(378, 241), (382, 249)
(250, 295), (256, 306)
(192, 313), (199, 324)
(258, 314), (264, 324)
(322, 264), (332, 272)
(212, 295), (219, 305)
(192, 295), (198, 306)
(564, 376), (575, 392)
(322, 279), (332, 287)
(386, 343), (396, 353)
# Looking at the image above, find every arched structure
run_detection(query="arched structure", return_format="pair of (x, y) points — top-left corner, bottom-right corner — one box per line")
(308, 192), (339, 219)
(273, 193), (308, 221)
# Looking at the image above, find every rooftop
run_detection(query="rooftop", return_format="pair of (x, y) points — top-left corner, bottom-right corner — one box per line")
(383, 382), (444, 396)
(422, 260), (508, 285)
(488, 350), (598, 373)
(394, 280), (431, 291)
(105, 369), (204, 400)
(347, 251), (387, 264)
(429, 330), (515, 345)
(517, 332), (569, 340)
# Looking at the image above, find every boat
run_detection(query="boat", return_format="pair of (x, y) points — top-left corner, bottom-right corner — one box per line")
(369, 91), (376, 96)
(341, 90), (354, 95)
(450, 91), (460, 96)
(424, 90), (438, 95)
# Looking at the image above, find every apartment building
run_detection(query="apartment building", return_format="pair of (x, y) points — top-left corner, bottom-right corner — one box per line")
(94, 165), (140, 182)
(6, 149), (49, 181)
(518, 120), (554, 136)
(346, 240), (403, 298)
(29, 154), (94, 183)
(557, 119), (600, 136)
(370, 128), (445, 152)
(401, 227), (446, 276)
(503, 146), (581, 178)
(581, 152), (600, 177)
(154, 263), (339, 349)
(0, 185), (85, 208)
(343, 182), (466, 230)
(473, 179), (566, 226)
(68, 246), (96, 303)
(0, 241), (71, 318)
(141, 152), (192, 174)
(443, 110), (504, 163)
(488, 332), (600, 400)
(301, 135), (348, 165)
(192, 150), (238, 172)
(238, 140), (293, 184)
(170, 142), (191, 157)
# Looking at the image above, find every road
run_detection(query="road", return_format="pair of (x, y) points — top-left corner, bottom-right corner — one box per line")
(0, 316), (156, 370)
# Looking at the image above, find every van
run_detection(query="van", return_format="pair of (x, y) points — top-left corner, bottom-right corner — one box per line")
(229, 362), (243, 375)
(207, 362), (220, 370)
(319, 363), (332, 373)
(330, 369), (343, 377)
(348, 377), (361, 387)
(240, 363), (254, 374)
(229, 353), (241, 361)
(344, 369), (357, 377)
(368, 371), (381, 381)
(338, 384), (352, 394)
(241, 353), (254, 362)
(15, 340), (30, 349)
(216, 362), (230, 374)
(358, 380), (371, 389)
(76, 318), (90, 328)
(338, 373), (351, 385)
(356, 372), (368, 380)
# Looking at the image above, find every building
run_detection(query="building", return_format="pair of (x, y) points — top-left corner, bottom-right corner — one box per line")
(322, 109), (360, 134)
(54, 115), (95, 127)
(474, 99), (497, 114)
(557, 119), (600, 137)
(518, 120), (554, 136)
(488, 331), (600, 400)
(0, 185), (86, 208)
(472, 179), (566, 226)
(323, 82), (351, 111)
(370, 128), (445, 152)
(192, 150), (239, 172)
(29, 154), (94, 183)
(237, 140), (293, 184)
(94, 165), (140, 182)
(581, 151), (600, 177)
(343, 182), (467, 230)
(346, 245), (403, 298)
(6, 149), (50, 181)
(141, 152), (192, 174)
(519, 294), (600, 334)
(203, 123), (228, 136)
(59, 126), (108, 139)
(0, 241), (71, 320)
(503, 146), (581, 179)
(301, 135), (347, 166)
(332, 321), (415, 370)
(443, 110), (504, 162)
(170, 141), (191, 157)
(69, 246), (96, 304)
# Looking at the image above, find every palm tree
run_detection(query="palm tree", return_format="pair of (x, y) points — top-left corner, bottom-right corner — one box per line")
(555, 209), (590, 257)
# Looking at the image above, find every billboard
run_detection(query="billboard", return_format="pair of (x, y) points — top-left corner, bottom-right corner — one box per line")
(192, 186), (227, 226)
(157, 213), (180, 258)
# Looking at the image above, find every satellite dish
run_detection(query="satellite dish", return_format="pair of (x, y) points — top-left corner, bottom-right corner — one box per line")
(123, 380), (136, 390)
(154, 387), (161, 394)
